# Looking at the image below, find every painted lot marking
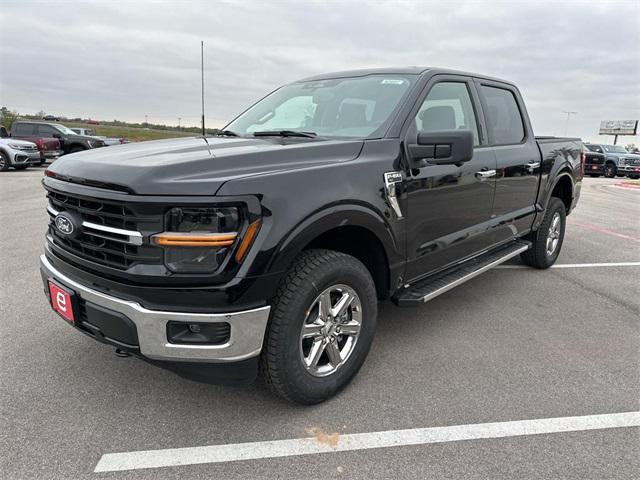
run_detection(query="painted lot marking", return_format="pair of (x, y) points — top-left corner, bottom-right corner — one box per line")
(567, 220), (640, 243)
(94, 411), (640, 472)
(495, 261), (640, 269)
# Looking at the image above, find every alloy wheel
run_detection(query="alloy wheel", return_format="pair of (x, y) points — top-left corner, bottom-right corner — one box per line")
(546, 212), (561, 256)
(299, 284), (362, 377)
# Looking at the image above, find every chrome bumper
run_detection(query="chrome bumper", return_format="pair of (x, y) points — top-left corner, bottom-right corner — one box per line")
(40, 254), (270, 363)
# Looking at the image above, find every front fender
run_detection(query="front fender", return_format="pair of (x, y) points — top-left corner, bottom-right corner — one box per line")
(267, 204), (403, 275)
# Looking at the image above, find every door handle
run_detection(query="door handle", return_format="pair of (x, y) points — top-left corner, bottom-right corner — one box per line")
(527, 161), (541, 169)
(475, 169), (496, 179)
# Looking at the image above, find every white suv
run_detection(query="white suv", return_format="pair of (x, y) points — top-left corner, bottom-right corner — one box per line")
(0, 127), (41, 171)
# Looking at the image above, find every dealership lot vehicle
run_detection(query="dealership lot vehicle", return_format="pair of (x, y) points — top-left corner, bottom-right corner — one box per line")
(0, 129), (41, 171)
(3, 125), (62, 165)
(585, 143), (640, 179)
(12, 120), (105, 154)
(583, 146), (605, 177)
(40, 68), (584, 404)
(1, 172), (638, 479)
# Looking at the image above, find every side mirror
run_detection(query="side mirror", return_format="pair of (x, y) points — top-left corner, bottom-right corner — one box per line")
(408, 130), (474, 168)
(52, 133), (62, 139)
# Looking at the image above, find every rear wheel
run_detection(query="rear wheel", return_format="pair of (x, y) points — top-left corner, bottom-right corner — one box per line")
(69, 146), (85, 154)
(260, 249), (377, 404)
(604, 163), (616, 178)
(14, 165), (28, 170)
(521, 198), (566, 269)
(0, 152), (10, 171)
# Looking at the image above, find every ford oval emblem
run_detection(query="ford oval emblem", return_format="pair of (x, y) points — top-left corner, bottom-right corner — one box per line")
(54, 214), (75, 235)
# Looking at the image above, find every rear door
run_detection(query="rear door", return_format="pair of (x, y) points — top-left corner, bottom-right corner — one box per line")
(475, 80), (540, 237)
(403, 75), (498, 281)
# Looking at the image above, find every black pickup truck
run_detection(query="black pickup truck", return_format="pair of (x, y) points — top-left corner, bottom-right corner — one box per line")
(40, 68), (583, 404)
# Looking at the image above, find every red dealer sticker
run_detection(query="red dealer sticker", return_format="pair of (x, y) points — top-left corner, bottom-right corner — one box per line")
(48, 281), (75, 323)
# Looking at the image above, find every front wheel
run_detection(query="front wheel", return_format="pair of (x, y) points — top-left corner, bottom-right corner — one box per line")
(604, 164), (617, 178)
(521, 197), (566, 269)
(14, 165), (28, 170)
(260, 249), (377, 404)
(0, 152), (10, 172)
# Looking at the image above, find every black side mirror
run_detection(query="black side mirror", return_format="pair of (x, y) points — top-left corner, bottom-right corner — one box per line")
(408, 130), (474, 168)
(52, 133), (62, 139)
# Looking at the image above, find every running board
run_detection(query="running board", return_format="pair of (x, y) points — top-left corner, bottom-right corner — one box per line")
(394, 240), (531, 307)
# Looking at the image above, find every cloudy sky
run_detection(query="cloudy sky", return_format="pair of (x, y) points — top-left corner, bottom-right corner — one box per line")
(1, 0), (638, 143)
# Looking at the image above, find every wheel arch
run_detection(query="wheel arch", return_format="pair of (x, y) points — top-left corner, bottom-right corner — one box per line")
(266, 205), (402, 300)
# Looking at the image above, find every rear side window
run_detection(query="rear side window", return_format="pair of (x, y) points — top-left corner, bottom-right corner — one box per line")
(13, 123), (34, 135)
(481, 86), (525, 145)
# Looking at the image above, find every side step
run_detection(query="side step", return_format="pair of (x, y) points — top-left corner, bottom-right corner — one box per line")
(394, 240), (531, 307)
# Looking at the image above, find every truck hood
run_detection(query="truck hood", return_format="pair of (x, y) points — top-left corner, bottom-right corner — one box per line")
(47, 136), (364, 195)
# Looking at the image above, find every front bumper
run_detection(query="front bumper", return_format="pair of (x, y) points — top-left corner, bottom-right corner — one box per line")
(40, 254), (270, 364)
(42, 149), (63, 159)
(618, 165), (640, 175)
(12, 150), (41, 165)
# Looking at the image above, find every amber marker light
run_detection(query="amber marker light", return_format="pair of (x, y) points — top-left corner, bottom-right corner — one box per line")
(152, 232), (237, 247)
(235, 220), (261, 263)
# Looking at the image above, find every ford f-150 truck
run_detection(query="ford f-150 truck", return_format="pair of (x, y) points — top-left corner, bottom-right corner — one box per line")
(40, 68), (583, 404)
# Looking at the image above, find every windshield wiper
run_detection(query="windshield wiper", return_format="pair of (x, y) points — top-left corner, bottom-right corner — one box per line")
(253, 130), (317, 138)
(217, 130), (240, 137)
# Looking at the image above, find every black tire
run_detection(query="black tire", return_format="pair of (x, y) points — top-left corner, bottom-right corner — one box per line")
(0, 151), (10, 171)
(521, 198), (566, 269)
(603, 163), (616, 178)
(629, 175), (639, 180)
(69, 147), (85, 154)
(260, 249), (377, 405)
(14, 165), (28, 170)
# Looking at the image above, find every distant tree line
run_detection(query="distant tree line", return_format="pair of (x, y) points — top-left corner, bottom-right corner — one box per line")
(0, 107), (220, 135)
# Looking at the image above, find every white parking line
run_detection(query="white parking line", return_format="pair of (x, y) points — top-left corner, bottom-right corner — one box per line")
(94, 411), (640, 472)
(494, 261), (640, 269)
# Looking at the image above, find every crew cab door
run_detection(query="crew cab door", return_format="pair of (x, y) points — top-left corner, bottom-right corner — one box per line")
(402, 76), (497, 281)
(475, 80), (540, 236)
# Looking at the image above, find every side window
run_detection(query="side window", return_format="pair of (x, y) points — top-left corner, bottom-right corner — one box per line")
(481, 86), (525, 145)
(415, 82), (479, 146)
(13, 123), (33, 135)
(37, 125), (57, 136)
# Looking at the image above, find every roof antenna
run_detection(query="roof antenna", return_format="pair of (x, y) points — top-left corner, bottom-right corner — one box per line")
(201, 40), (205, 137)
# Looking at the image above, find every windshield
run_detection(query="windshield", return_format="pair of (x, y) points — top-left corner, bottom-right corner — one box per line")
(225, 74), (417, 138)
(603, 145), (628, 153)
(55, 125), (79, 135)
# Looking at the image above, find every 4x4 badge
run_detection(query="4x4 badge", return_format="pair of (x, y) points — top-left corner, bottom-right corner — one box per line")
(383, 171), (404, 219)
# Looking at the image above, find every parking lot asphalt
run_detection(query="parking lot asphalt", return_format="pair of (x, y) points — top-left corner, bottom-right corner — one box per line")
(1, 169), (638, 479)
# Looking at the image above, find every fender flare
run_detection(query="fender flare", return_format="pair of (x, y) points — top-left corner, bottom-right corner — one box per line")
(266, 203), (402, 277)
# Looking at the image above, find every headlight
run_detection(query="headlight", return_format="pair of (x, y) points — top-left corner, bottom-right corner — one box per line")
(8, 143), (31, 150)
(152, 207), (242, 273)
(86, 140), (95, 148)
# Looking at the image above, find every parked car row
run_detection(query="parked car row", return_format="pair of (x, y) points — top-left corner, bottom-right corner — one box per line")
(71, 128), (129, 146)
(584, 143), (640, 179)
(0, 120), (110, 171)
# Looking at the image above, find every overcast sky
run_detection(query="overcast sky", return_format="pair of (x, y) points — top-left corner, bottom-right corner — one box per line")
(1, 0), (638, 143)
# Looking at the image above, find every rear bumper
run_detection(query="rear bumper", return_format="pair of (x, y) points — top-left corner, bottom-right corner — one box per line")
(39, 254), (270, 364)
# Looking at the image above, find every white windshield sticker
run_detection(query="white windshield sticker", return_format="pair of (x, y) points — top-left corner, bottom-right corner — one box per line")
(381, 79), (407, 85)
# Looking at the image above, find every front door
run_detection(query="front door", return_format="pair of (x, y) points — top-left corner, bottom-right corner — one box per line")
(403, 78), (497, 282)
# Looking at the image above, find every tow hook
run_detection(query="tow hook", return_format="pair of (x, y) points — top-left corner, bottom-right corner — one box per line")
(115, 348), (131, 358)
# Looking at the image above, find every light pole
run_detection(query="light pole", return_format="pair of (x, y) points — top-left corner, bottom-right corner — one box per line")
(178, 117), (181, 130)
(562, 111), (577, 136)
(201, 40), (205, 136)
(144, 114), (148, 125)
